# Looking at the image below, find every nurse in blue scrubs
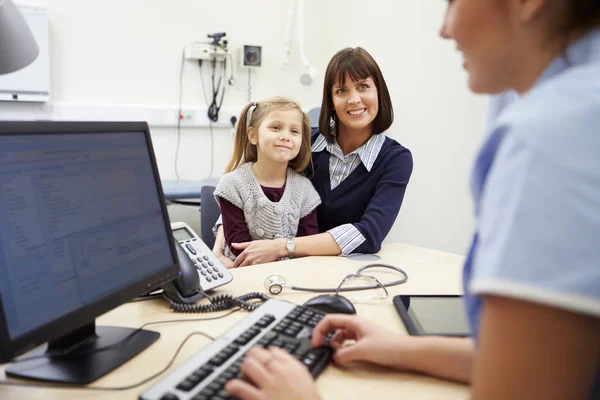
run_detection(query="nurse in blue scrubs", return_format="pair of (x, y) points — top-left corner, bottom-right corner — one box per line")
(226, 1), (600, 399)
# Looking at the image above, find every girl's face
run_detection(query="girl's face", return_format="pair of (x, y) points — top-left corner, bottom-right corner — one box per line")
(249, 109), (304, 166)
(332, 74), (379, 134)
(440, 0), (517, 94)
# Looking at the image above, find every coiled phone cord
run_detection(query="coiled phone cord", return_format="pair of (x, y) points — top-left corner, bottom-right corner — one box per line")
(169, 292), (271, 313)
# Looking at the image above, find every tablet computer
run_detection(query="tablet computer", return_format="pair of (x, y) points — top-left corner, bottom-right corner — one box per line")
(393, 295), (471, 337)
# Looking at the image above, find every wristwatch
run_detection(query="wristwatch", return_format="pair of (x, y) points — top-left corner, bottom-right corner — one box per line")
(286, 238), (296, 259)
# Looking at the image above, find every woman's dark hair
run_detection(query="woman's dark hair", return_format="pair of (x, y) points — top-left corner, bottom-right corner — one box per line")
(318, 47), (393, 143)
(563, 0), (600, 33)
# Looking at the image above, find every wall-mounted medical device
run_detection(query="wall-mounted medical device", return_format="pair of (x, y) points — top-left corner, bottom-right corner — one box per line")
(240, 45), (262, 68)
(185, 32), (229, 62)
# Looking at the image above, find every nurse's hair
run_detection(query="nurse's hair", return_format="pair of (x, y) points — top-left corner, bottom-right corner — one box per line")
(562, 0), (600, 33)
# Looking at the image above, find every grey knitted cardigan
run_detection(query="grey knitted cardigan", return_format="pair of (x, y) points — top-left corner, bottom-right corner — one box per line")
(214, 162), (321, 259)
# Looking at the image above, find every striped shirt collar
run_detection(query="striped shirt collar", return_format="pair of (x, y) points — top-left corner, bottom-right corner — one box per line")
(312, 132), (386, 172)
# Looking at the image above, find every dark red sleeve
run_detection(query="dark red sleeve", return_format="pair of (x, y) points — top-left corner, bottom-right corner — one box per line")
(296, 209), (319, 237)
(218, 197), (250, 256)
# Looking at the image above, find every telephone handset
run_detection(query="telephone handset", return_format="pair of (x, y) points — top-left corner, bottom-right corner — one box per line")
(163, 222), (234, 304)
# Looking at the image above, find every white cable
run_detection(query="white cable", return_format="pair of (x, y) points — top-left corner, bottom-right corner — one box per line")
(296, 0), (309, 68)
(281, 0), (297, 66)
(174, 48), (185, 179)
(296, 0), (316, 85)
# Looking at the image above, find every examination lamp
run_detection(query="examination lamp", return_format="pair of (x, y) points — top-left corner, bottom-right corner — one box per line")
(0, 0), (39, 74)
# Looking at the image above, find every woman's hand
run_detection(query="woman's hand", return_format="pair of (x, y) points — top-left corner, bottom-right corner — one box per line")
(231, 238), (286, 268)
(311, 314), (413, 369)
(213, 239), (234, 269)
(216, 252), (234, 269)
(225, 347), (322, 400)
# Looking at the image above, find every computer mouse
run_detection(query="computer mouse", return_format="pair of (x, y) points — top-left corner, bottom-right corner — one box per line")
(303, 294), (357, 315)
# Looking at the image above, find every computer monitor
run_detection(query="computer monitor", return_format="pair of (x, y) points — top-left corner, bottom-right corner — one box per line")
(0, 121), (179, 384)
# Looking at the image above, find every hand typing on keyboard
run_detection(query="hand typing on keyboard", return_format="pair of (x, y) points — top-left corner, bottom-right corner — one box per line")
(224, 313), (403, 400)
(311, 314), (407, 369)
(224, 346), (322, 400)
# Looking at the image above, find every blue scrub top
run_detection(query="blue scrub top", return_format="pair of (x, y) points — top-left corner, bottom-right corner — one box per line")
(464, 29), (600, 398)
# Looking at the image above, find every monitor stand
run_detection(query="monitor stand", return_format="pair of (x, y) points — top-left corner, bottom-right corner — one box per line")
(6, 321), (159, 384)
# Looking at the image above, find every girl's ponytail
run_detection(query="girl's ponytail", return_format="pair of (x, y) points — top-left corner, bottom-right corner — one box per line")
(224, 102), (256, 173)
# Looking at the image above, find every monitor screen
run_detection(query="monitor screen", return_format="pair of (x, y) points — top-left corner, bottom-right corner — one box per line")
(0, 122), (179, 383)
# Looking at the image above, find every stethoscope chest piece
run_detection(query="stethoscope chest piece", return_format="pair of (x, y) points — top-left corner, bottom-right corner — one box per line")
(264, 275), (287, 295)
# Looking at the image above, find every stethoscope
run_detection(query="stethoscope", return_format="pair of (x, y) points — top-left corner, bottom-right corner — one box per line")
(263, 263), (408, 295)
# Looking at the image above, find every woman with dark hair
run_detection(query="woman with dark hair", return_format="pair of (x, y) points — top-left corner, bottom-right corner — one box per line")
(226, 0), (600, 399)
(214, 47), (413, 268)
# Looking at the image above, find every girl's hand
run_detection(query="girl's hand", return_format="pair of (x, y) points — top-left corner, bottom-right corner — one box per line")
(225, 347), (322, 400)
(231, 239), (286, 268)
(311, 314), (412, 368)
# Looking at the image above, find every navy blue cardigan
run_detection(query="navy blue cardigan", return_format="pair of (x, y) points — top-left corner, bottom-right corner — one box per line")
(309, 130), (413, 254)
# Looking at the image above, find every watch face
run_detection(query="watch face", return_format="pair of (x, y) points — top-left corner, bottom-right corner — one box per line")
(286, 240), (295, 251)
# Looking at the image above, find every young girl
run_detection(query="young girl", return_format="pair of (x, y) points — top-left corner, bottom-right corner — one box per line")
(214, 97), (321, 263)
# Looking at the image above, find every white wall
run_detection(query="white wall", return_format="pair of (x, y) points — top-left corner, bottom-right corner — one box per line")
(7, 0), (490, 255)
(13, 0), (338, 179)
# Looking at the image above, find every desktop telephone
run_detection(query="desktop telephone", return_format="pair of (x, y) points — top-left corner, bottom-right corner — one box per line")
(163, 222), (269, 312)
(163, 222), (233, 303)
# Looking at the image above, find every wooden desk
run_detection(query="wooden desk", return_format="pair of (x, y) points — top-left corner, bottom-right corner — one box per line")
(0, 243), (469, 399)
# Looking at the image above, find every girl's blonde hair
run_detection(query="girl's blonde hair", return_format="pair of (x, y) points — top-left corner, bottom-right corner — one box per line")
(225, 97), (312, 173)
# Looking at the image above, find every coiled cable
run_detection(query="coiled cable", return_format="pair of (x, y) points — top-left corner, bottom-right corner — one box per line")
(169, 292), (271, 313)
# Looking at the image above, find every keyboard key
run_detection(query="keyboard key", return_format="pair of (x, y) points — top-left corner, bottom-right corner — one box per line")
(256, 330), (278, 347)
(292, 341), (312, 360)
(255, 315), (276, 328)
(193, 367), (213, 381)
(159, 393), (179, 400)
(176, 378), (197, 392)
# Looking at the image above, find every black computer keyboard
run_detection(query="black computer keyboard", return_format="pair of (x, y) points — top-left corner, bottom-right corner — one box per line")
(140, 299), (333, 400)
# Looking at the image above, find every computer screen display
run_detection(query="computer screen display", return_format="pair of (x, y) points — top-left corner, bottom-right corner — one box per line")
(0, 126), (175, 340)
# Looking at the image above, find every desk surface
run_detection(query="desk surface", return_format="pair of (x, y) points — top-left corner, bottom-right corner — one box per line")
(0, 243), (469, 399)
